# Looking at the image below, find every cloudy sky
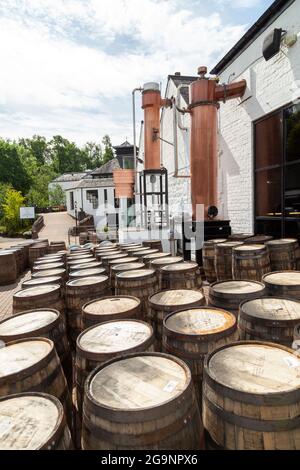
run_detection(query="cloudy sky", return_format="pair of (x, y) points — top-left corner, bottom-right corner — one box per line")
(0, 0), (273, 147)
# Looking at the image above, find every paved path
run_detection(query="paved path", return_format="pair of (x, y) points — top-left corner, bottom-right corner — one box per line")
(0, 270), (31, 322)
(38, 211), (75, 245)
(0, 236), (25, 248)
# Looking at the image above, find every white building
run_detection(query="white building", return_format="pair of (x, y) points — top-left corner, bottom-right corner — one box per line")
(160, 0), (300, 239)
(48, 172), (90, 194)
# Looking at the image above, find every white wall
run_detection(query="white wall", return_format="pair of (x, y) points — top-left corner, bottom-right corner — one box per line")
(160, 0), (300, 234)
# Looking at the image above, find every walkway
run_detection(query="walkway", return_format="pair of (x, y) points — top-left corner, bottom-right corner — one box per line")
(38, 211), (75, 245)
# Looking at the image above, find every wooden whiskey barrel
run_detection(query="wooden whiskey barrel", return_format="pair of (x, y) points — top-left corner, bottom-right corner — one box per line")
(119, 243), (142, 251)
(233, 244), (271, 281)
(8, 247), (25, 274)
(238, 297), (300, 346)
(33, 262), (65, 272)
(150, 256), (183, 289)
(101, 253), (129, 273)
(148, 289), (206, 349)
(266, 238), (298, 271)
(79, 232), (88, 245)
(203, 341), (300, 450)
(143, 252), (171, 267)
(0, 393), (72, 450)
(69, 261), (102, 271)
(82, 295), (141, 330)
(32, 268), (67, 284)
(0, 309), (72, 386)
(29, 244), (48, 267)
(0, 338), (72, 430)
(245, 235), (274, 244)
(116, 269), (158, 320)
(111, 262), (144, 291)
(0, 251), (17, 285)
(142, 240), (163, 251)
(161, 262), (202, 291)
(82, 352), (205, 450)
(13, 285), (65, 317)
(22, 276), (63, 289)
(65, 276), (110, 346)
(215, 241), (243, 281)
(132, 249), (159, 261)
(34, 257), (64, 267)
(69, 268), (106, 280)
(76, 320), (154, 417)
(48, 242), (66, 254)
(263, 271), (300, 299)
(126, 246), (152, 254)
(163, 307), (237, 407)
(209, 280), (266, 316)
(108, 256), (138, 273)
(202, 239), (227, 283)
(228, 233), (253, 241)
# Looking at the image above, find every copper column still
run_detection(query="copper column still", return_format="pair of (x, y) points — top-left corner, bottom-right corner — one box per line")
(142, 82), (171, 169)
(188, 66), (246, 220)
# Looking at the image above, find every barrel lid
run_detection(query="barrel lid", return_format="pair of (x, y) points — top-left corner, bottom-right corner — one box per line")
(23, 276), (61, 286)
(161, 261), (198, 272)
(68, 258), (94, 265)
(112, 262), (145, 272)
(67, 275), (108, 287)
(70, 262), (102, 270)
(0, 251), (15, 256)
(109, 257), (138, 265)
(32, 269), (65, 277)
(204, 239), (227, 245)
(102, 254), (128, 261)
(89, 354), (189, 409)
(234, 244), (265, 251)
(78, 320), (152, 353)
(143, 252), (171, 260)
(207, 343), (300, 394)
(143, 239), (161, 243)
(151, 256), (183, 266)
(116, 269), (155, 279)
(211, 280), (265, 294)
(0, 339), (52, 377)
(84, 296), (140, 315)
(165, 307), (236, 335)
(133, 249), (159, 256)
(70, 268), (106, 278)
(263, 271), (300, 285)
(150, 289), (203, 306)
(14, 285), (60, 297)
(33, 262), (64, 270)
(127, 247), (150, 252)
(216, 241), (243, 248)
(0, 310), (58, 336)
(0, 394), (61, 450)
(266, 238), (298, 246)
(241, 298), (300, 321)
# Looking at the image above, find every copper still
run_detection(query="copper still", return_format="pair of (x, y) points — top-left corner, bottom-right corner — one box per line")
(187, 66), (246, 220)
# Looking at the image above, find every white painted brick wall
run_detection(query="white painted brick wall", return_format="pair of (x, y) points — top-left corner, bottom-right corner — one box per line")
(161, 0), (300, 234)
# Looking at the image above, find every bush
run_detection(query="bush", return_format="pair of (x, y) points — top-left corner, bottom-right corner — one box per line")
(2, 188), (25, 233)
(49, 184), (66, 206)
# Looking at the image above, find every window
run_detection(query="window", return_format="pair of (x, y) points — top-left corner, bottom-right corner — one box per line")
(114, 189), (119, 209)
(86, 190), (98, 209)
(123, 156), (134, 169)
(104, 189), (108, 206)
(70, 191), (74, 210)
(254, 103), (300, 238)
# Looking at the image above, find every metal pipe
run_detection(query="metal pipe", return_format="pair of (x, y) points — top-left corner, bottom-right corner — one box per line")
(176, 84), (189, 131)
(132, 87), (143, 219)
(172, 98), (190, 179)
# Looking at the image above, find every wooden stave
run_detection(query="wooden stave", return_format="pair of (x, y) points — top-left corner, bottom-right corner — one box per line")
(214, 242), (244, 281)
(0, 337), (72, 431)
(65, 277), (110, 346)
(232, 244), (271, 281)
(209, 280), (266, 316)
(0, 251), (18, 285)
(160, 262), (202, 291)
(238, 297), (300, 346)
(202, 340), (300, 450)
(266, 239), (298, 271)
(82, 295), (141, 330)
(202, 239), (227, 283)
(0, 392), (73, 450)
(81, 352), (204, 450)
(148, 289), (206, 348)
(75, 320), (155, 418)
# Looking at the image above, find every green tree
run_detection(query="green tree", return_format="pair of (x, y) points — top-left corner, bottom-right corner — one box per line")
(50, 135), (85, 173)
(82, 142), (103, 169)
(49, 184), (66, 206)
(18, 135), (50, 165)
(0, 139), (30, 193)
(0, 183), (12, 219)
(26, 165), (57, 208)
(102, 135), (114, 164)
(2, 188), (25, 232)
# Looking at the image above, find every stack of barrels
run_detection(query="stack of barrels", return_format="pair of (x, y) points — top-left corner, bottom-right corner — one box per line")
(3, 234), (300, 451)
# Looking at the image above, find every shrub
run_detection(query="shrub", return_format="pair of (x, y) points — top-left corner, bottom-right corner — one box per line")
(2, 189), (25, 233)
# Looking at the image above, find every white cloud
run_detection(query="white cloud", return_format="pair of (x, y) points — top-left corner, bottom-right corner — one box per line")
(0, 0), (249, 145)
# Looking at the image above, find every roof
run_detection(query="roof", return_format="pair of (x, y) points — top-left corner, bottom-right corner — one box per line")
(66, 178), (115, 190)
(113, 140), (132, 149)
(88, 158), (120, 176)
(211, 0), (295, 75)
(52, 172), (89, 182)
(167, 75), (198, 104)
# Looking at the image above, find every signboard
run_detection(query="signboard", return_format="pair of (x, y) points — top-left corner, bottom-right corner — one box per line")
(20, 207), (35, 219)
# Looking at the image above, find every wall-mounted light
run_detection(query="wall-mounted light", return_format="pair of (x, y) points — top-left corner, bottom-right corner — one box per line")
(262, 28), (286, 61)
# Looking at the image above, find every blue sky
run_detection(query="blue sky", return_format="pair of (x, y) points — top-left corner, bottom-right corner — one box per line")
(0, 0), (274, 147)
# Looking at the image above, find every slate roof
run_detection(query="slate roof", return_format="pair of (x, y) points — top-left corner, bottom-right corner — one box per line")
(52, 172), (90, 182)
(88, 158), (120, 177)
(66, 178), (115, 190)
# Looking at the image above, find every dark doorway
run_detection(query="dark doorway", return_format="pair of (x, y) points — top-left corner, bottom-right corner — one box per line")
(254, 102), (300, 239)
